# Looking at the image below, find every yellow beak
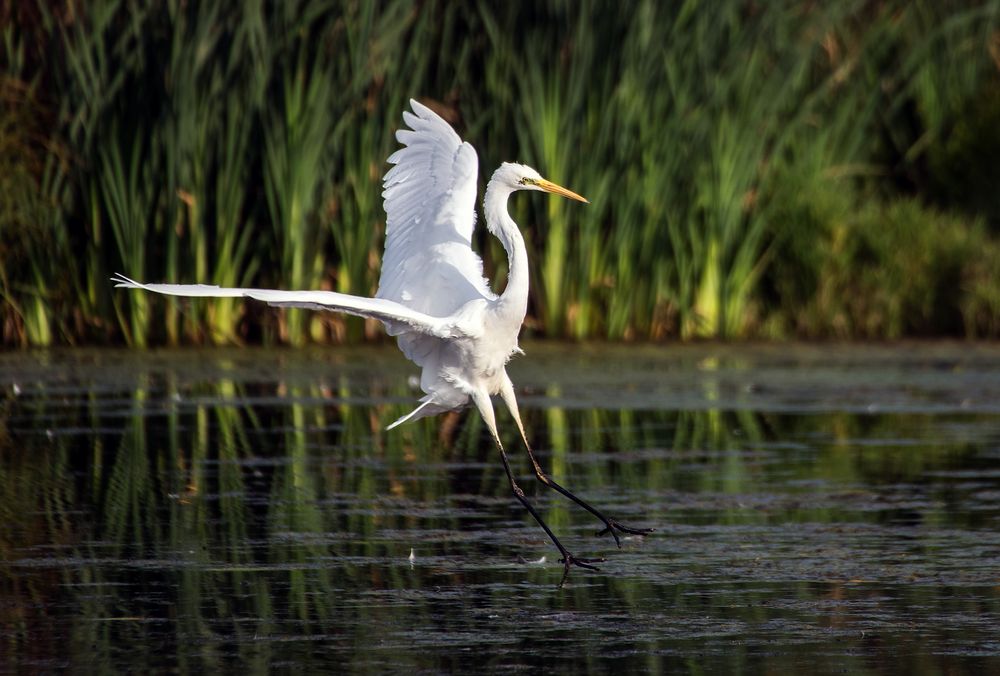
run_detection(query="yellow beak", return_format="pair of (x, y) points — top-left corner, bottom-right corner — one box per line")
(537, 178), (589, 204)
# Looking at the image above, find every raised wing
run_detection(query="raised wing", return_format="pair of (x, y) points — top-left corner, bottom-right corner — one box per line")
(377, 99), (495, 319)
(111, 274), (461, 339)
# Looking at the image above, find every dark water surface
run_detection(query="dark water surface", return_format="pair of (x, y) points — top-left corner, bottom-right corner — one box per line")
(2, 343), (999, 673)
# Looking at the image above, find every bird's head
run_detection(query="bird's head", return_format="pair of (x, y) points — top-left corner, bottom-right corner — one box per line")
(498, 162), (589, 203)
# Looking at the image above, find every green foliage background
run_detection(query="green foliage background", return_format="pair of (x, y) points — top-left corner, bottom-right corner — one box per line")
(2, 0), (999, 346)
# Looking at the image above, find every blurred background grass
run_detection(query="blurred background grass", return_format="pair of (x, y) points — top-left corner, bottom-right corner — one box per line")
(1, 0), (998, 347)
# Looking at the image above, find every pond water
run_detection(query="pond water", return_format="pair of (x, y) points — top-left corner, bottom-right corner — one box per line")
(2, 343), (1000, 673)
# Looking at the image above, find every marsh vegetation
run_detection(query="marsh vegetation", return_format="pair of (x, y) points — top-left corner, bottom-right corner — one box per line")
(2, 1), (999, 346)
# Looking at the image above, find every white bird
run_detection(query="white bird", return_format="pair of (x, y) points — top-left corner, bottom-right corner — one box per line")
(114, 99), (651, 583)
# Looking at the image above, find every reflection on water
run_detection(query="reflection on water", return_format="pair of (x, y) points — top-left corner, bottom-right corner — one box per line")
(2, 343), (1000, 672)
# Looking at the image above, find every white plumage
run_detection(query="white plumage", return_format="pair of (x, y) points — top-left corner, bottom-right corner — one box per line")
(114, 99), (650, 582)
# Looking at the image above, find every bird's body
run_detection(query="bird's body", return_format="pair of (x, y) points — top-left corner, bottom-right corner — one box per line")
(115, 99), (650, 582)
(374, 104), (550, 429)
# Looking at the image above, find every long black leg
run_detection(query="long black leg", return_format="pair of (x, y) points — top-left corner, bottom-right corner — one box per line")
(496, 441), (603, 586)
(472, 388), (600, 585)
(523, 444), (655, 546)
(499, 376), (654, 546)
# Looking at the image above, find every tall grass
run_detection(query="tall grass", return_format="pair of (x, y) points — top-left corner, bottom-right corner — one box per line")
(2, 0), (999, 346)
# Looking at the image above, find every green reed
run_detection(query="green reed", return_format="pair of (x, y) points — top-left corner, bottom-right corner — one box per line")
(2, 0), (999, 346)
(160, 2), (267, 344)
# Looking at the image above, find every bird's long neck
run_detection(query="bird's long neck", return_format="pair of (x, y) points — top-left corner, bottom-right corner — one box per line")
(484, 173), (529, 324)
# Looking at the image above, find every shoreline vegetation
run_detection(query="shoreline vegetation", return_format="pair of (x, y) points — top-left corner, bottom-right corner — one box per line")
(2, 1), (999, 348)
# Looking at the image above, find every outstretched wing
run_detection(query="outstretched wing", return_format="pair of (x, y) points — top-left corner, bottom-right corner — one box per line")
(110, 274), (463, 339)
(378, 99), (494, 317)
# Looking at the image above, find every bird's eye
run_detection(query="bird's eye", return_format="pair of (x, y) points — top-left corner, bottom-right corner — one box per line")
(519, 177), (537, 186)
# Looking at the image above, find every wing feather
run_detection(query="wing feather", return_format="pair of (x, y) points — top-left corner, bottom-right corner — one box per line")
(112, 101), (494, 424)
(110, 274), (460, 339)
(377, 99), (494, 320)
(374, 99), (495, 384)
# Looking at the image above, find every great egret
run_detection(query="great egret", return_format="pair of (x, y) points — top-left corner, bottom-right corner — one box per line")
(114, 99), (651, 582)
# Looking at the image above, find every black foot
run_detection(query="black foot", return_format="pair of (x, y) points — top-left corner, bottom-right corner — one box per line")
(596, 518), (655, 547)
(558, 554), (605, 587)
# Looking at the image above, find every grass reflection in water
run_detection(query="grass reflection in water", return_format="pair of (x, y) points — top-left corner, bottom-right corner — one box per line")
(1, 344), (1000, 673)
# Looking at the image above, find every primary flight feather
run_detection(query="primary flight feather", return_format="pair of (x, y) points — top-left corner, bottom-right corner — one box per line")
(114, 99), (650, 583)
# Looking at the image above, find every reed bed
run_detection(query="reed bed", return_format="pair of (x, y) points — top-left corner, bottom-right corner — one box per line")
(1, 0), (998, 346)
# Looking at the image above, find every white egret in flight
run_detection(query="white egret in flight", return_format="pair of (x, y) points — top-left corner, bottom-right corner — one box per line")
(114, 99), (651, 582)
